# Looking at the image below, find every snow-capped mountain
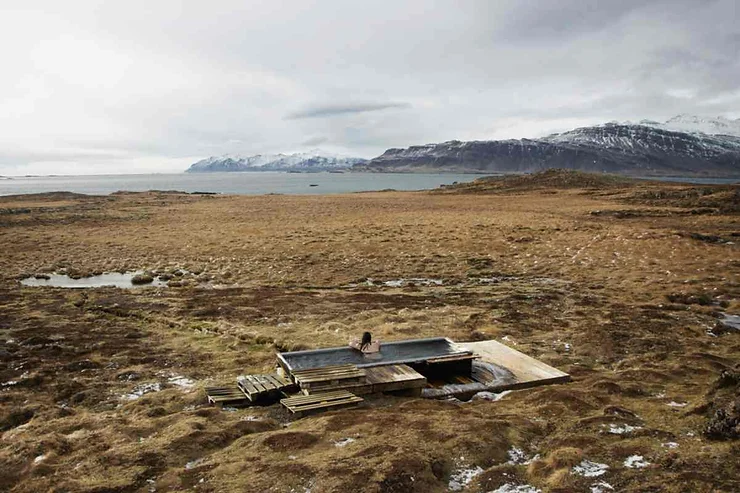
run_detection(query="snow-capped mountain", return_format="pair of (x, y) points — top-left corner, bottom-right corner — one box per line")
(186, 150), (367, 173)
(362, 117), (740, 177)
(638, 115), (740, 137)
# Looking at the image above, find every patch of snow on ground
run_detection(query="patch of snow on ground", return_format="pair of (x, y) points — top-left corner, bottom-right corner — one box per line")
(719, 313), (740, 330)
(590, 481), (614, 492)
(382, 278), (444, 287)
(624, 455), (650, 469)
(168, 376), (195, 389)
(1, 380), (18, 387)
(185, 458), (204, 470)
(490, 484), (541, 493)
(662, 442), (679, 449)
(505, 447), (538, 465)
(478, 276), (519, 284)
(448, 465), (484, 491)
(240, 415), (262, 421)
(501, 335), (515, 344)
(605, 423), (642, 435)
(667, 401), (688, 407)
(121, 382), (161, 401)
(34, 454), (46, 464)
(507, 447), (527, 464)
(572, 460), (609, 477)
(472, 390), (512, 402)
(333, 438), (356, 447)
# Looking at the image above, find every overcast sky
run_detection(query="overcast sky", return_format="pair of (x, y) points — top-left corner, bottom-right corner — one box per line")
(1, 0), (738, 175)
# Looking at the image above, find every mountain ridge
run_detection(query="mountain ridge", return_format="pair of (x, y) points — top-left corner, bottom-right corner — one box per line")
(186, 150), (367, 173)
(360, 116), (740, 177)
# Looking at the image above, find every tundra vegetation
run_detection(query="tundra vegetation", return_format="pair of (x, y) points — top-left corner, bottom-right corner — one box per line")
(0, 171), (738, 492)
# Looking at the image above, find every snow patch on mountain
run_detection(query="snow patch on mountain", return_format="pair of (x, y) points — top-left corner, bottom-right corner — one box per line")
(634, 115), (740, 137)
(186, 150), (367, 173)
(659, 115), (740, 137)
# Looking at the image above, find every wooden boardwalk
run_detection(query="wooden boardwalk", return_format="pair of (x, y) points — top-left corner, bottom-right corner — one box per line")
(280, 390), (363, 415)
(237, 373), (296, 402)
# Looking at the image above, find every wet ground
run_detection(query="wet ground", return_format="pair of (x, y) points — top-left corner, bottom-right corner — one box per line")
(19, 272), (167, 289)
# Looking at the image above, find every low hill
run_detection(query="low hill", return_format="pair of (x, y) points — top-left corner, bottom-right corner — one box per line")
(438, 169), (641, 193)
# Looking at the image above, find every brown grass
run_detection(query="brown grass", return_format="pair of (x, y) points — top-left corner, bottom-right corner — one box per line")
(0, 177), (739, 492)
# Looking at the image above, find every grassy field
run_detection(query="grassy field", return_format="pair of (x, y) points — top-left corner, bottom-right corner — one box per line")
(1, 171), (738, 492)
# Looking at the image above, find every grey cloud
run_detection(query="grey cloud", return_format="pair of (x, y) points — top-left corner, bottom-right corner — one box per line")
(0, 0), (738, 174)
(489, 0), (648, 43)
(286, 102), (412, 120)
(300, 136), (328, 147)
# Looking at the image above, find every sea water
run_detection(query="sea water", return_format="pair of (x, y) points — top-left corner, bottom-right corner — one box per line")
(0, 172), (482, 196)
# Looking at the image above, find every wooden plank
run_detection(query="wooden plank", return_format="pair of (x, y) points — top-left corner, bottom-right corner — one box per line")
(238, 378), (258, 395)
(291, 397), (362, 413)
(290, 364), (358, 375)
(291, 367), (363, 377)
(205, 386), (249, 405)
(257, 375), (277, 391)
(426, 353), (480, 364)
(301, 380), (366, 393)
(292, 367), (365, 379)
(457, 340), (570, 391)
(297, 373), (365, 384)
(294, 365), (427, 396)
(364, 364), (427, 390)
(247, 375), (268, 393)
(281, 390), (363, 414)
(292, 365), (366, 387)
(207, 390), (246, 397)
(237, 373), (297, 402)
(282, 390), (353, 404)
(264, 374), (288, 388)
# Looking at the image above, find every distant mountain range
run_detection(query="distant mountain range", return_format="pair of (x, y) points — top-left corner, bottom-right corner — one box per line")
(360, 116), (740, 177)
(186, 151), (367, 173)
(187, 116), (740, 177)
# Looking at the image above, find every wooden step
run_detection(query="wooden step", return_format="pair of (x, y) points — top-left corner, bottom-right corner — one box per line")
(280, 390), (363, 415)
(237, 373), (296, 401)
(291, 364), (366, 391)
(205, 385), (249, 406)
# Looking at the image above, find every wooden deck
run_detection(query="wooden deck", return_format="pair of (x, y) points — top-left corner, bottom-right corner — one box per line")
(291, 364), (367, 393)
(364, 364), (427, 394)
(237, 373), (296, 402)
(459, 339), (570, 391)
(205, 385), (250, 407)
(280, 390), (363, 415)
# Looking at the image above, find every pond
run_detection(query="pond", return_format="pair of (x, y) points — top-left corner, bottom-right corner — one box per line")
(720, 313), (740, 331)
(20, 272), (167, 289)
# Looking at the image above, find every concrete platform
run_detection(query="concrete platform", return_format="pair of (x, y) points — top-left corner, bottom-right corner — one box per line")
(422, 340), (570, 399)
